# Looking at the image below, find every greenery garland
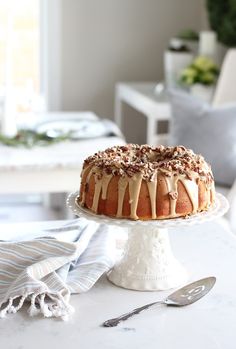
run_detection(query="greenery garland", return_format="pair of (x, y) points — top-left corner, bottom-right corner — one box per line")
(0, 129), (72, 148)
(206, 0), (236, 46)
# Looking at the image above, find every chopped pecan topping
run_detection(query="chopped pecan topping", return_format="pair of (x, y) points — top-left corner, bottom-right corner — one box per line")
(83, 144), (213, 183)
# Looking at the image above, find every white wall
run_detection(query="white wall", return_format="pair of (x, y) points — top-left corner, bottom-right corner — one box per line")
(47, 0), (204, 141)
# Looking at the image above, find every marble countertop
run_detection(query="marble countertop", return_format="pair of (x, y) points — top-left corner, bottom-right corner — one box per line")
(0, 219), (236, 349)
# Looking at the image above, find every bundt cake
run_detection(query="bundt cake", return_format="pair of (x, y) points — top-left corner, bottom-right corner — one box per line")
(77, 144), (215, 220)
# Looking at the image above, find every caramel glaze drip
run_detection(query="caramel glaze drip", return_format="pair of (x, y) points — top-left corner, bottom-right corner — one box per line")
(101, 174), (113, 200)
(91, 173), (103, 212)
(80, 165), (93, 206)
(91, 171), (113, 213)
(79, 145), (215, 219)
(80, 168), (214, 219)
(127, 173), (143, 220)
(147, 172), (157, 219)
(165, 175), (199, 216)
(116, 177), (128, 217)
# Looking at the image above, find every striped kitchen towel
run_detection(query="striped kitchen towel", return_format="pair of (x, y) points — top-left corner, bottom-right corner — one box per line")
(0, 218), (118, 320)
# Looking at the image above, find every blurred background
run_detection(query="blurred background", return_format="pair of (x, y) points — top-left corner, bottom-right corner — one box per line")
(0, 0), (210, 134)
(0, 0), (235, 226)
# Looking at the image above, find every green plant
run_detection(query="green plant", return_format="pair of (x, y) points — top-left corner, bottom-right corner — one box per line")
(177, 29), (199, 41)
(180, 56), (219, 86)
(206, 0), (236, 46)
(0, 129), (72, 148)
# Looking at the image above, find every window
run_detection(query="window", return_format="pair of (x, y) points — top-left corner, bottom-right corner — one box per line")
(0, 0), (45, 133)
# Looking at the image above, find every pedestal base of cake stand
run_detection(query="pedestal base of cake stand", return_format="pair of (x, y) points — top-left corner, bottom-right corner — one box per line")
(107, 225), (187, 291)
(67, 192), (229, 291)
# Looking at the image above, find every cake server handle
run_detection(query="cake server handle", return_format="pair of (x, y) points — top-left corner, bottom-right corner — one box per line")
(102, 301), (163, 327)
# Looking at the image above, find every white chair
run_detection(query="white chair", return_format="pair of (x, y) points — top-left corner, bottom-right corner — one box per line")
(212, 49), (236, 232)
(213, 49), (236, 106)
(226, 180), (236, 232)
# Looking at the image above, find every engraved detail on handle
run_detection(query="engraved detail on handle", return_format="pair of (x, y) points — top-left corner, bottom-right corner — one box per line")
(102, 301), (162, 327)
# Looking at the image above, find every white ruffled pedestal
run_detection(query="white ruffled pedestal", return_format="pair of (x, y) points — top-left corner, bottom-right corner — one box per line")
(108, 226), (187, 291)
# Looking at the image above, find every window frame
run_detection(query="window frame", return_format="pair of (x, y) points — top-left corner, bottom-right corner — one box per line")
(40, 0), (62, 111)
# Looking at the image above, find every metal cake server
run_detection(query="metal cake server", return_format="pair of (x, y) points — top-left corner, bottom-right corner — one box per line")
(103, 276), (216, 327)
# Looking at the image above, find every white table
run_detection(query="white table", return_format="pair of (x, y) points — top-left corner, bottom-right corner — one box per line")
(0, 218), (236, 349)
(115, 82), (171, 145)
(0, 112), (125, 194)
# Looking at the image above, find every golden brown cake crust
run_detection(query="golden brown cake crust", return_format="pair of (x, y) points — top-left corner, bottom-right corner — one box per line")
(78, 144), (215, 220)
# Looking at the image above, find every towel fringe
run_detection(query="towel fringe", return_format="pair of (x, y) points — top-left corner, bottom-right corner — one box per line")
(9, 295), (26, 314)
(58, 292), (75, 315)
(0, 298), (13, 318)
(47, 292), (74, 321)
(28, 293), (41, 317)
(39, 294), (53, 318)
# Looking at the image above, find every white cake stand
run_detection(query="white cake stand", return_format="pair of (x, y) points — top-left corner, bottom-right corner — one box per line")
(67, 192), (229, 291)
